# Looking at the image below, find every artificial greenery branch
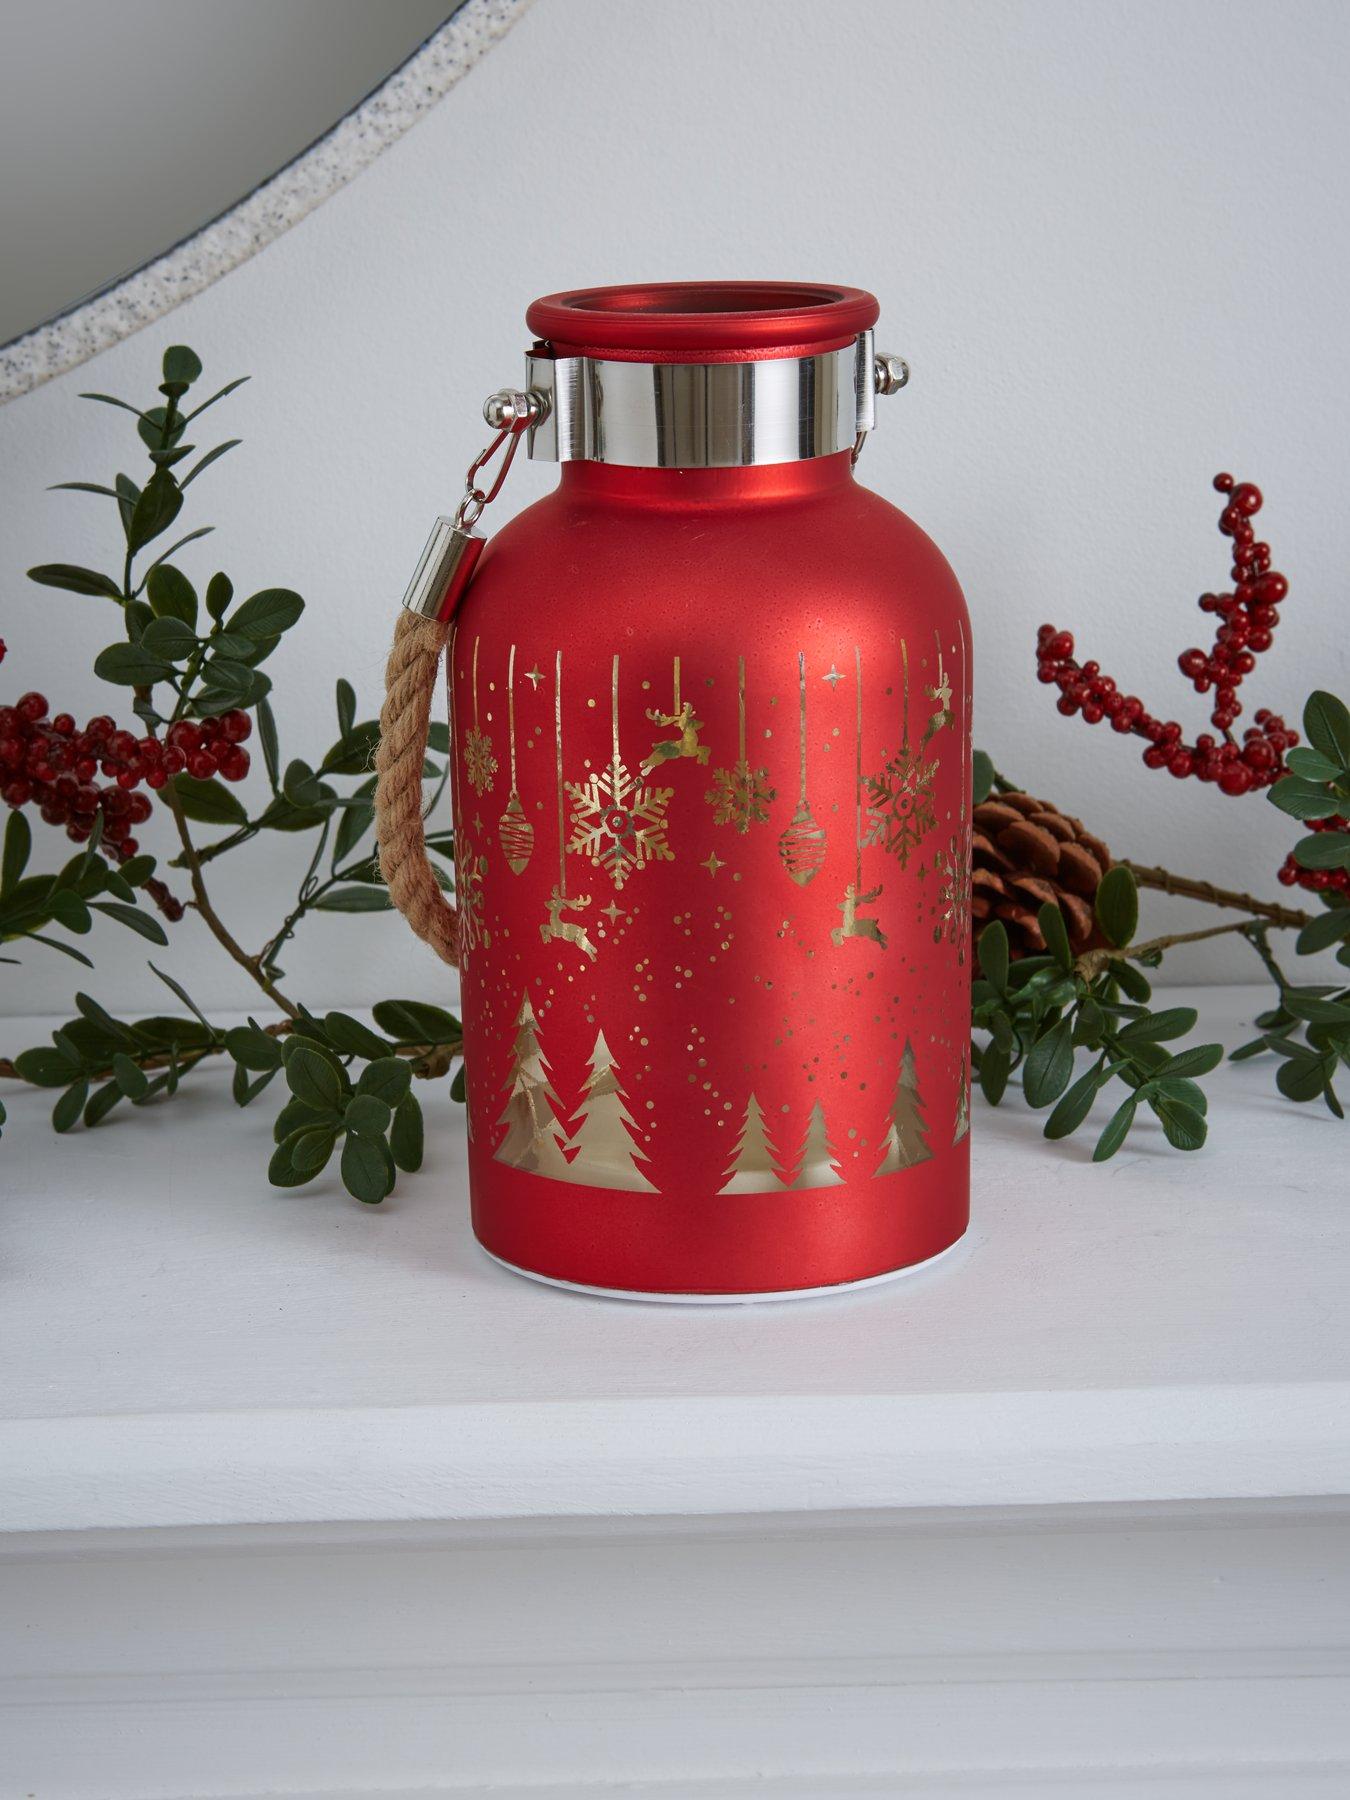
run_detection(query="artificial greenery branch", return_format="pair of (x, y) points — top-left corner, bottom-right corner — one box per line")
(0, 346), (460, 1195)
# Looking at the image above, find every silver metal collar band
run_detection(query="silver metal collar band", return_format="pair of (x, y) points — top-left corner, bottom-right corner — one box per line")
(517, 332), (907, 470)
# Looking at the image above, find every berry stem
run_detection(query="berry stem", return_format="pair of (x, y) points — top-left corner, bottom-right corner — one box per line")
(1121, 860), (1312, 930)
(162, 778), (300, 1020)
(1075, 915), (1291, 980)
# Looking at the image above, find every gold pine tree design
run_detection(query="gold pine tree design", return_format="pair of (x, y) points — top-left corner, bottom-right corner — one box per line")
(492, 994), (573, 1179)
(787, 1100), (845, 1189)
(560, 1030), (657, 1192)
(874, 1038), (934, 1174)
(953, 1049), (971, 1144)
(718, 1092), (787, 1193)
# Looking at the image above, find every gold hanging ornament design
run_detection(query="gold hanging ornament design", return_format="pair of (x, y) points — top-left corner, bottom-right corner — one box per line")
(463, 634), (498, 795)
(540, 649), (597, 960)
(864, 639), (937, 869)
(832, 645), (887, 948)
(567, 655), (674, 891)
(931, 622), (972, 961)
(707, 654), (775, 833)
(778, 651), (827, 885)
(497, 643), (535, 874)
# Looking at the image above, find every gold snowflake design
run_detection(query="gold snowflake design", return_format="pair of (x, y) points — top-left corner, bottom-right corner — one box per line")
(863, 745), (938, 869)
(463, 726), (498, 795)
(932, 832), (972, 962)
(456, 851), (491, 965)
(705, 758), (776, 833)
(567, 756), (674, 890)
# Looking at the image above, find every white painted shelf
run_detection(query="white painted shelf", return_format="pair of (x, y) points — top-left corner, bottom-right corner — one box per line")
(1, 984), (1345, 1538)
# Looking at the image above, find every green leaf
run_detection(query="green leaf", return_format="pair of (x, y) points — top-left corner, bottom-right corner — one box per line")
(1269, 776), (1340, 821)
(356, 1056), (413, 1105)
(1092, 1095), (1137, 1161)
(341, 1131), (396, 1204)
(971, 748), (995, 806)
(1282, 991), (1350, 1025)
(184, 375), (249, 422)
(226, 587), (304, 640)
(145, 563), (198, 626)
(1276, 1055), (1329, 1102)
(292, 1126), (338, 1174)
(1023, 1017), (1075, 1107)
(1044, 1062), (1104, 1139)
(323, 1012), (395, 1060)
(1286, 747), (1343, 782)
(426, 724), (450, 755)
(163, 345), (203, 387)
(335, 678), (357, 740)
(1296, 908), (1350, 956)
(1037, 902), (1073, 974)
(74, 992), (135, 1043)
(320, 720), (381, 775)
(52, 1080), (90, 1133)
(372, 999), (461, 1044)
(1303, 690), (1350, 771)
(1156, 1043), (1224, 1080)
(112, 1052), (149, 1100)
(1293, 831), (1350, 872)
(977, 921), (1008, 994)
(273, 1098), (334, 1142)
(179, 440), (240, 489)
(13, 1045), (78, 1087)
(83, 1080), (123, 1127)
(253, 694), (281, 789)
(332, 799), (374, 866)
(268, 1132), (316, 1189)
(127, 467), (183, 554)
(1094, 864), (1138, 950)
(1151, 1095), (1207, 1152)
(2, 810), (31, 896)
(90, 901), (169, 945)
(390, 1094), (424, 1171)
(449, 1062), (467, 1104)
(225, 1024), (283, 1070)
(143, 526), (213, 575)
(93, 641), (171, 685)
(49, 890), (92, 934)
(344, 1094), (392, 1139)
(284, 1042), (345, 1112)
(27, 562), (123, 597)
(169, 773), (249, 827)
(314, 886), (393, 913)
(141, 614), (198, 661)
(1116, 1007), (1197, 1046)
(205, 571), (234, 623)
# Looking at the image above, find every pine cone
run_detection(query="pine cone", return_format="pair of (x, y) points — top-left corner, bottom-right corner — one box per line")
(972, 792), (1112, 958)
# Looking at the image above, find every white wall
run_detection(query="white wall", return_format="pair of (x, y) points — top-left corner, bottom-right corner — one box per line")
(2, 0), (1347, 1017)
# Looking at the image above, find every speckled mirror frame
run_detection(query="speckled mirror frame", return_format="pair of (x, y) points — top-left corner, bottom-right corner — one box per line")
(0, 0), (533, 404)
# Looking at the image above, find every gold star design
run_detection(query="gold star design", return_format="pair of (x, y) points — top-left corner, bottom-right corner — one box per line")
(822, 664), (845, 688)
(524, 665), (544, 690)
(601, 900), (624, 923)
(701, 851), (725, 877)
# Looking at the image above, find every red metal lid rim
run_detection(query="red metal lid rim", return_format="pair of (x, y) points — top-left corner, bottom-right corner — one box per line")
(526, 282), (879, 364)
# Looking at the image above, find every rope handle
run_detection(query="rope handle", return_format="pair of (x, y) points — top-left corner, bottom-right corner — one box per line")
(375, 610), (458, 967)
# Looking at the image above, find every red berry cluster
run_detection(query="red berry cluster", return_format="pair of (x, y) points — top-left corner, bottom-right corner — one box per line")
(0, 686), (253, 922)
(1278, 815), (1350, 898)
(1036, 474), (1297, 797)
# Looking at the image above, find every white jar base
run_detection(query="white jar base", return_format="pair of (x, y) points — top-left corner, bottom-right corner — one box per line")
(478, 1229), (968, 1306)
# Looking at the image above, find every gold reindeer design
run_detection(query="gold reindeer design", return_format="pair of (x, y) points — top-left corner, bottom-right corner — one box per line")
(641, 656), (710, 775)
(831, 883), (888, 949)
(540, 885), (598, 961)
(642, 699), (709, 774)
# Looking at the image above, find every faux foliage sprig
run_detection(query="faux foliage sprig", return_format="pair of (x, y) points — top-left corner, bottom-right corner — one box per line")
(1, 347), (461, 1198)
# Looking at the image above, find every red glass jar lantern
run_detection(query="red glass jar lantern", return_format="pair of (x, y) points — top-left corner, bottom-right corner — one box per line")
(393, 283), (971, 1300)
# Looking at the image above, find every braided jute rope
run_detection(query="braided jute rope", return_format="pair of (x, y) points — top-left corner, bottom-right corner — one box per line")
(375, 610), (459, 966)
